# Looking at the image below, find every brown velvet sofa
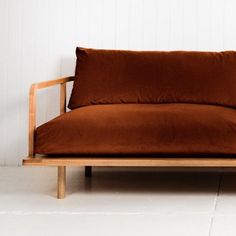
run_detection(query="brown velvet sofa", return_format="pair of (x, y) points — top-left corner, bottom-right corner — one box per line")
(23, 47), (236, 199)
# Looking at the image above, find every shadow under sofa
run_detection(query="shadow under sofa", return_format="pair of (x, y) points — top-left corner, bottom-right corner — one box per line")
(23, 47), (236, 199)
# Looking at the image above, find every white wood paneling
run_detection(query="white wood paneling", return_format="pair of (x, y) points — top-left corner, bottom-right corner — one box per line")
(129, 0), (144, 50)
(0, 0), (8, 166)
(156, 0), (172, 49)
(5, 0), (23, 165)
(197, 0), (212, 50)
(102, 0), (117, 49)
(183, 0), (198, 50)
(116, 0), (130, 49)
(170, 0), (184, 50)
(0, 0), (236, 165)
(143, 0), (157, 50)
(224, 0), (236, 50)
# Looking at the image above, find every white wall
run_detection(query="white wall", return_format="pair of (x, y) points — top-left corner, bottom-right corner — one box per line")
(0, 0), (236, 166)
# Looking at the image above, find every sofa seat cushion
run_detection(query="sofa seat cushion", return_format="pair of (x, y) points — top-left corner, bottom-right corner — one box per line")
(35, 104), (236, 155)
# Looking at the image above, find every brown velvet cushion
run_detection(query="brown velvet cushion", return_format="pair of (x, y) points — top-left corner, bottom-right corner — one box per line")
(35, 104), (236, 155)
(68, 48), (236, 109)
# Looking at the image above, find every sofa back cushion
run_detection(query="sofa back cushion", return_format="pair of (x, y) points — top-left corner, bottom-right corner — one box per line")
(68, 47), (236, 109)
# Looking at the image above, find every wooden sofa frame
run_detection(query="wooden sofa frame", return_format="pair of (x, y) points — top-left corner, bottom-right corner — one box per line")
(23, 76), (236, 199)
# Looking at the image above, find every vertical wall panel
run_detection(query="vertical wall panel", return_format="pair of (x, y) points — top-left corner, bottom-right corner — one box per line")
(5, 0), (22, 165)
(0, 0), (235, 165)
(224, 0), (236, 50)
(33, 0), (50, 127)
(129, 0), (144, 50)
(210, 0), (225, 50)
(76, 0), (90, 47)
(156, 0), (171, 49)
(197, 0), (212, 50)
(0, 0), (8, 166)
(102, 0), (117, 48)
(116, 0), (130, 49)
(88, 0), (103, 48)
(183, 0), (198, 50)
(170, 0), (184, 50)
(143, 0), (157, 50)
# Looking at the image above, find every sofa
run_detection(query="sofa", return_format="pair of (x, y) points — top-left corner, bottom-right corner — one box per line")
(23, 47), (236, 199)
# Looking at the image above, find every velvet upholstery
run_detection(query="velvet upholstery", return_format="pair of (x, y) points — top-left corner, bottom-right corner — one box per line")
(69, 48), (236, 109)
(35, 104), (236, 155)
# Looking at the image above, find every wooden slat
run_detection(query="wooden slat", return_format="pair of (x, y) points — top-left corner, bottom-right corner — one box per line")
(23, 157), (236, 167)
(60, 83), (67, 115)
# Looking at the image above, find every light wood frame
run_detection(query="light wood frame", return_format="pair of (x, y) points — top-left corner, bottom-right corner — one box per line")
(23, 76), (236, 199)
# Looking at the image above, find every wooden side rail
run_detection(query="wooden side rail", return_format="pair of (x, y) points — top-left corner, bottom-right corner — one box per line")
(28, 76), (74, 157)
(27, 76), (74, 199)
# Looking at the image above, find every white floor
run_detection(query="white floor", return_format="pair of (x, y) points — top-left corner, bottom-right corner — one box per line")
(0, 167), (236, 236)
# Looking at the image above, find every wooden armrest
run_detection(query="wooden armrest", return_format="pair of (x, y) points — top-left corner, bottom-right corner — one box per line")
(29, 76), (75, 157)
(30, 76), (74, 91)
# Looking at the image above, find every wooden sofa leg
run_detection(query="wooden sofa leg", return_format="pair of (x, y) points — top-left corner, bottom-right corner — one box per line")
(85, 166), (92, 178)
(57, 166), (66, 199)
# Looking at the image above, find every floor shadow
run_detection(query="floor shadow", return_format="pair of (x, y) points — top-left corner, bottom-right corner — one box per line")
(67, 167), (225, 195)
